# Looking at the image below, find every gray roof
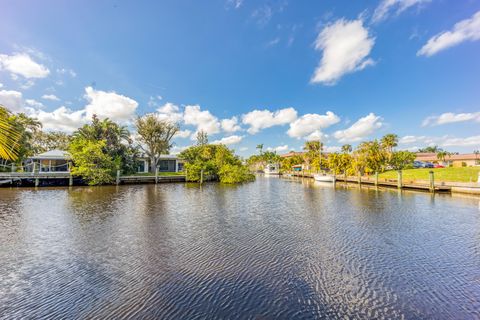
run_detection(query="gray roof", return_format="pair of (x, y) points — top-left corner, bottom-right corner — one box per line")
(31, 149), (70, 160)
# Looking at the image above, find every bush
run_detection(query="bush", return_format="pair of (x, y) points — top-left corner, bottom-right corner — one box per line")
(218, 164), (255, 184)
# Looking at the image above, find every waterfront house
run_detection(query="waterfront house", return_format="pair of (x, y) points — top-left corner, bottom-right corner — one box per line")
(415, 153), (480, 167)
(27, 150), (71, 172)
(136, 154), (185, 173)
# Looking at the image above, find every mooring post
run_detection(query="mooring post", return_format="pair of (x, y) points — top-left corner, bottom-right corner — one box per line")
(200, 169), (204, 184)
(429, 170), (435, 193)
(116, 169), (120, 185)
(357, 172), (361, 185)
(397, 170), (403, 189)
(477, 171), (480, 185)
(374, 171), (379, 186)
(11, 163), (15, 172)
(155, 166), (159, 184)
(35, 177), (39, 187)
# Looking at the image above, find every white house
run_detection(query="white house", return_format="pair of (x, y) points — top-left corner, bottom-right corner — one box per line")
(28, 150), (71, 172)
(136, 155), (185, 173)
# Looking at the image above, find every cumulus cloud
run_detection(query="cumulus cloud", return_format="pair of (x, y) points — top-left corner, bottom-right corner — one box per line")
(0, 89), (24, 112)
(287, 111), (340, 139)
(175, 129), (192, 139)
(84, 86), (138, 122)
(242, 107), (297, 134)
(311, 19), (375, 85)
(25, 99), (44, 109)
(212, 135), (244, 145)
(56, 68), (76, 77)
(184, 104), (221, 137)
(399, 134), (480, 148)
(372, 0), (431, 23)
(0, 53), (50, 78)
(324, 146), (342, 153)
(29, 106), (87, 132)
(418, 11), (480, 56)
(221, 116), (242, 132)
(334, 113), (383, 142)
(266, 144), (289, 153)
(441, 135), (480, 147)
(156, 102), (183, 123)
(422, 111), (480, 126)
(42, 94), (60, 101)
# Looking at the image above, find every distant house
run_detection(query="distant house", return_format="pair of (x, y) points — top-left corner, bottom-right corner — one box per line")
(27, 150), (71, 172)
(136, 155), (185, 173)
(415, 153), (480, 167)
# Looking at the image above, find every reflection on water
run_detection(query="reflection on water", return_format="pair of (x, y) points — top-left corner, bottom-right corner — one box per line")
(1, 178), (479, 319)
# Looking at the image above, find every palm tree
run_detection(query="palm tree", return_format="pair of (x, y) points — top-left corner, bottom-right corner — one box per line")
(381, 134), (398, 154)
(436, 150), (450, 165)
(303, 140), (323, 172)
(341, 144), (352, 154)
(0, 106), (21, 161)
(256, 144), (264, 155)
(474, 150), (479, 165)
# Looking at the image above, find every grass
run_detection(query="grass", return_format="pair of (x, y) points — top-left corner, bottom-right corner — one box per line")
(128, 172), (184, 176)
(379, 167), (480, 183)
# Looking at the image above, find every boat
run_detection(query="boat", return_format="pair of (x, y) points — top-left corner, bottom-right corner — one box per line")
(264, 163), (280, 175)
(313, 173), (336, 183)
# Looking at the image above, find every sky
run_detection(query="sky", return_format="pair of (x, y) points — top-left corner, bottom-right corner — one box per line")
(0, 0), (479, 156)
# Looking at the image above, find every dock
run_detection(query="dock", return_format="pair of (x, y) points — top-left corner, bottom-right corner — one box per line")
(288, 172), (452, 193)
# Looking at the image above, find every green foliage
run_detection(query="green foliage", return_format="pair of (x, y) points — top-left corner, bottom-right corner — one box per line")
(281, 154), (303, 171)
(357, 140), (387, 174)
(135, 114), (179, 172)
(196, 130), (209, 146)
(418, 145), (443, 153)
(180, 144), (254, 184)
(69, 139), (116, 185)
(389, 151), (416, 170)
(5, 111), (42, 162)
(31, 131), (71, 154)
(0, 106), (21, 161)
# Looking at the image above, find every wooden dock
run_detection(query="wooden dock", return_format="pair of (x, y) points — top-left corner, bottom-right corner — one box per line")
(288, 172), (451, 193)
(119, 175), (186, 184)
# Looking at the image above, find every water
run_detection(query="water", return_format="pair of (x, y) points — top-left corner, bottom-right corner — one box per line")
(0, 177), (479, 319)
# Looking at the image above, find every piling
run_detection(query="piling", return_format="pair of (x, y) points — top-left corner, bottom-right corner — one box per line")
(429, 171), (435, 193)
(357, 172), (361, 185)
(200, 169), (204, 184)
(155, 166), (159, 184)
(397, 170), (403, 189)
(374, 172), (379, 186)
(116, 169), (120, 185)
(69, 175), (73, 186)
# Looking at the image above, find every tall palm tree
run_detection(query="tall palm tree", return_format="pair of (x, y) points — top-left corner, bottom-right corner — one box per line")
(341, 144), (352, 154)
(381, 134), (398, 154)
(256, 144), (264, 155)
(303, 140), (323, 172)
(436, 150), (450, 164)
(0, 106), (21, 161)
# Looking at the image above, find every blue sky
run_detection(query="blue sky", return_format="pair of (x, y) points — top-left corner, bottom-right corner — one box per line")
(0, 0), (479, 156)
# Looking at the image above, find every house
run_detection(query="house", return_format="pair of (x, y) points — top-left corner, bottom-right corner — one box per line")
(136, 155), (185, 173)
(415, 153), (480, 167)
(27, 149), (71, 172)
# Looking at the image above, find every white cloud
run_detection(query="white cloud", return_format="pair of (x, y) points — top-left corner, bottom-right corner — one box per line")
(287, 111), (340, 139)
(266, 144), (289, 153)
(399, 135), (429, 144)
(212, 135), (244, 145)
(441, 135), (480, 147)
(171, 145), (189, 155)
(311, 19), (375, 85)
(183, 104), (221, 137)
(422, 111), (480, 126)
(42, 94), (60, 101)
(372, 0), (431, 23)
(251, 6), (272, 26)
(56, 68), (76, 77)
(239, 147), (248, 151)
(0, 89), (24, 113)
(0, 53), (50, 78)
(334, 113), (383, 142)
(324, 146), (342, 153)
(227, 0), (243, 9)
(242, 107), (297, 134)
(221, 116), (242, 132)
(175, 129), (192, 139)
(418, 11), (480, 56)
(0, 83), (3, 88)
(156, 102), (183, 123)
(29, 106), (87, 132)
(84, 86), (138, 122)
(25, 99), (44, 109)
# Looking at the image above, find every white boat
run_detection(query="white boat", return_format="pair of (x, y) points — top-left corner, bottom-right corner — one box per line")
(264, 163), (280, 175)
(313, 173), (336, 183)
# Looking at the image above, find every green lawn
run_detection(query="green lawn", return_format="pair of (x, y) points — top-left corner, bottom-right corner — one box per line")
(128, 172), (184, 176)
(379, 167), (480, 183)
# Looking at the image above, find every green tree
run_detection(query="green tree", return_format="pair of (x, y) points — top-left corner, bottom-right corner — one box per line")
(0, 106), (21, 161)
(196, 130), (208, 146)
(341, 144), (352, 154)
(380, 134), (398, 154)
(135, 114), (179, 173)
(256, 144), (264, 155)
(436, 150), (451, 164)
(357, 140), (387, 174)
(389, 151), (416, 170)
(69, 139), (116, 185)
(31, 131), (72, 154)
(418, 145), (442, 153)
(7, 112), (42, 163)
(303, 140), (323, 171)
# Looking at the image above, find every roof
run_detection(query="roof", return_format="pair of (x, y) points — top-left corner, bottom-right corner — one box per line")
(281, 151), (305, 158)
(31, 149), (70, 160)
(415, 153), (480, 162)
(137, 154), (179, 160)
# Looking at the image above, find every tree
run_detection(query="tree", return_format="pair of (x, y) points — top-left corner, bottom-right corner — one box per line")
(7, 112), (42, 162)
(418, 145), (442, 153)
(256, 144), (264, 155)
(69, 139), (116, 185)
(179, 144), (254, 184)
(380, 134), (398, 154)
(474, 150), (480, 165)
(31, 131), (71, 154)
(303, 140), (323, 171)
(0, 106), (21, 161)
(135, 114), (179, 173)
(389, 151), (416, 170)
(341, 144), (352, 154)
(74, 115), (137, 173)
(357, 140), (387, 174)
(196, 130), (208, 146)
(436, 150), (451, 164)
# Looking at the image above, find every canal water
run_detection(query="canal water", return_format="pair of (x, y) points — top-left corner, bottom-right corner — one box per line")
(0, 177), (479, 319)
